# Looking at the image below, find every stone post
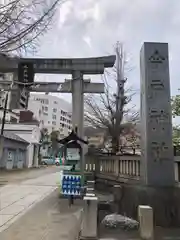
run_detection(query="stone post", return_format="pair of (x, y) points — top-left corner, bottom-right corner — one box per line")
(81, 196), (98, 239)
(113, 184), (122, 213)
(138, 205), (154, 240)
(140, 42), (175, 186)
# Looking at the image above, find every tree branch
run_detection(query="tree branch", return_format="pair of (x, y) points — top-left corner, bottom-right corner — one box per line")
(0, 0), (66, 54)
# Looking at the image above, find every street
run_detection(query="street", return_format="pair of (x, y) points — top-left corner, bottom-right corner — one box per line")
(0, 167), (83, 239)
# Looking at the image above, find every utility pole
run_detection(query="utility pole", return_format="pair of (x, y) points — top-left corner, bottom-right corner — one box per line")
(1, 92), (8, 135)
(0, 82), (14, 136)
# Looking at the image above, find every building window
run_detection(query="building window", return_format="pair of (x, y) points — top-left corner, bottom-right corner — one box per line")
(52, 121), (56, 125)
(35, 98), (49, 104)
(42, 106), (44, 110)
(43, 112), (48, 116)
(45, 106), (48, 111)
(52, 114), (56, 120)
(53, 108), (57, 113)
(48, 121), (50, 124)
(7, 151), (13, 161)
(61, 110), (67, 116)
(54, 101), (57, 104)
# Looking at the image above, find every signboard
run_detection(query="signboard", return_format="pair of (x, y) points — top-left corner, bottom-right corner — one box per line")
(61, 174), (81, 196)
(18, 62), (34, 84)
(66, 148), (80, 161)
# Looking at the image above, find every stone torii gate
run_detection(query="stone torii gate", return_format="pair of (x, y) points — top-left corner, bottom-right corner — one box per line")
(0, 55), (116, 174)
(0, 55), (115, 136)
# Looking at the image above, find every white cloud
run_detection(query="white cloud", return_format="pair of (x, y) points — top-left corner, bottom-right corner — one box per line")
(59, 1), (73, 26)
(35, 0), (180, 106)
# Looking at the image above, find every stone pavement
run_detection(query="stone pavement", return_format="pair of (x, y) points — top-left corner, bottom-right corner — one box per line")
(0, 171), (60, 232)
(0, 166), (59, 186)
(0, 189), (83, 240)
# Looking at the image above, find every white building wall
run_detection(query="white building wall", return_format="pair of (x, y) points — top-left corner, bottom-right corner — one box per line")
(0, 123), (41, 168)
(28, 98), (42, 120)
(28, 94), (72, 136)
(26, 144), (34, 168)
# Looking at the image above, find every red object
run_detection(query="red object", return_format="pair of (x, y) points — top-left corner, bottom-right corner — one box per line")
(62, 156), (65, 164)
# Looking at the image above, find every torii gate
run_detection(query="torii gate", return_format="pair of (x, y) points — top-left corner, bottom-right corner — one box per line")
(0, 54), (115, 173)
(0, 55), (115, 137)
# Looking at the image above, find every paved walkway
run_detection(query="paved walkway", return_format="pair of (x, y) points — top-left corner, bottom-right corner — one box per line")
(0, 190), (83, 240)
(0, 166), (59, 185)
(0, 171), (60, 232)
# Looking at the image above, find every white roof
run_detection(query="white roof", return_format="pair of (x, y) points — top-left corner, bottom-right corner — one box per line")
(16, 133), (39, 144)
(1, 124), (38, 131)
(0, 124), (41, 144)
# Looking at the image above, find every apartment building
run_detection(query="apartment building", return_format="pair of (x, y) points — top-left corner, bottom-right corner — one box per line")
(28, 93), (72, 137)
(0, 72), (29, 110)
(0, 72), (29, 123)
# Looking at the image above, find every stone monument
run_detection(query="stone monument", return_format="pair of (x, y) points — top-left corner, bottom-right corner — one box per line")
(140, 42), (175, 186)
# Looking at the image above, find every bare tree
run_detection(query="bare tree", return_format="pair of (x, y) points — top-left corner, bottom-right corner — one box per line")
(50, 129), (60, 156)
(0, 0), (65, 54)
(85, 42), (139, 153)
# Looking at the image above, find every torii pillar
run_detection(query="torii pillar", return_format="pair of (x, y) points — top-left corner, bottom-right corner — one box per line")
(70, 61), (116, 182)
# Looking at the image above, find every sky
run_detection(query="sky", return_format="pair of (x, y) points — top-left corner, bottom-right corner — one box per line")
(34, 0), (180, 121)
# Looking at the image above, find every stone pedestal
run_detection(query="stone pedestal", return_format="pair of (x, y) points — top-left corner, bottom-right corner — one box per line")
(96, 180), (180, 227)
(118, 184), (180, 227)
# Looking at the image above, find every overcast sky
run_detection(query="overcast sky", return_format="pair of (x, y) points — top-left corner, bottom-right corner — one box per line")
(34, 0), (180, 112)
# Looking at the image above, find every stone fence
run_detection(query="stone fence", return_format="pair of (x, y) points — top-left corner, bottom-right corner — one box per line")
(85, 154), (180, 227)
(85, 154), (180, 183)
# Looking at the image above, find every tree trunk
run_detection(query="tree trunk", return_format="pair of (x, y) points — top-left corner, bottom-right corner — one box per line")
(112, 136), (119, 154)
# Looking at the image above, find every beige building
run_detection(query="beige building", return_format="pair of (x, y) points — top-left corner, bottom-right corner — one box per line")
(28, 94), (72, 137)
